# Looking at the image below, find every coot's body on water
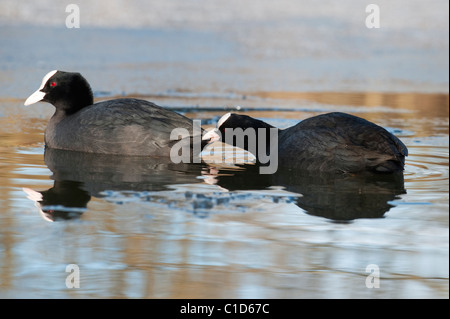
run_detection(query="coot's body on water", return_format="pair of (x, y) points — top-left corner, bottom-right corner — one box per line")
(25, 70), (204, 157)
(203, 112), (408, 173)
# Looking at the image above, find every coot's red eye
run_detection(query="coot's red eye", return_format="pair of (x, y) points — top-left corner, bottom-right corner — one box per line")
(50, 82), (56, 87)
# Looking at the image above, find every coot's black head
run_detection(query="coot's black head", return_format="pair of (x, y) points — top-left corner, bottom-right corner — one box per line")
(202, 113), (276, 153)
(25, 70), (94, 115)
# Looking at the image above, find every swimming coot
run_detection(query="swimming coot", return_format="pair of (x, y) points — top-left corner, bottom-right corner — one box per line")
(25, 70), (205, 157)
(203, 112), (408, 173)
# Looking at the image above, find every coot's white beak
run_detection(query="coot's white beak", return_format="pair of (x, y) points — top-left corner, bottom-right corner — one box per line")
(24, 70), (58, 106)
(24, 89), (46, 106)
(202, 128), (221, 143)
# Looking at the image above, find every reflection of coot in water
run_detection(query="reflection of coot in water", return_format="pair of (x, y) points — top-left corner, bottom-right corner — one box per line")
(24, 148), (206, 221)
(43, 148), (205, 195)
(210, 164), (406, 221)
(24, 181), (90, 221)
(24, 150), (406, 222)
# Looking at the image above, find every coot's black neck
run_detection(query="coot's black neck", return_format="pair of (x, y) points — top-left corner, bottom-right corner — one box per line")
(56, 89), (93, 116)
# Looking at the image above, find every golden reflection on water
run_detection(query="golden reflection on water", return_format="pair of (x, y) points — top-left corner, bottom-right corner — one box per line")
(253, 91), (449, 117)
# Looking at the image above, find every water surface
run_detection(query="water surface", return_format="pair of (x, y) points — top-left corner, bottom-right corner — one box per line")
(1, 90), (448, 298)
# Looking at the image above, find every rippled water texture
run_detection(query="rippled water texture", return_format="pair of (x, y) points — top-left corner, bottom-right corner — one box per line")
(0, 1), (448, 298)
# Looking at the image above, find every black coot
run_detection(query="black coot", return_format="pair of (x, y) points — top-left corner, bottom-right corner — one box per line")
(25, 70), (205, 157)
(203, 112), (408, 173)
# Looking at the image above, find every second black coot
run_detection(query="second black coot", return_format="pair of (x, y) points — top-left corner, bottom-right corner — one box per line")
(202, 112), (408, 173)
